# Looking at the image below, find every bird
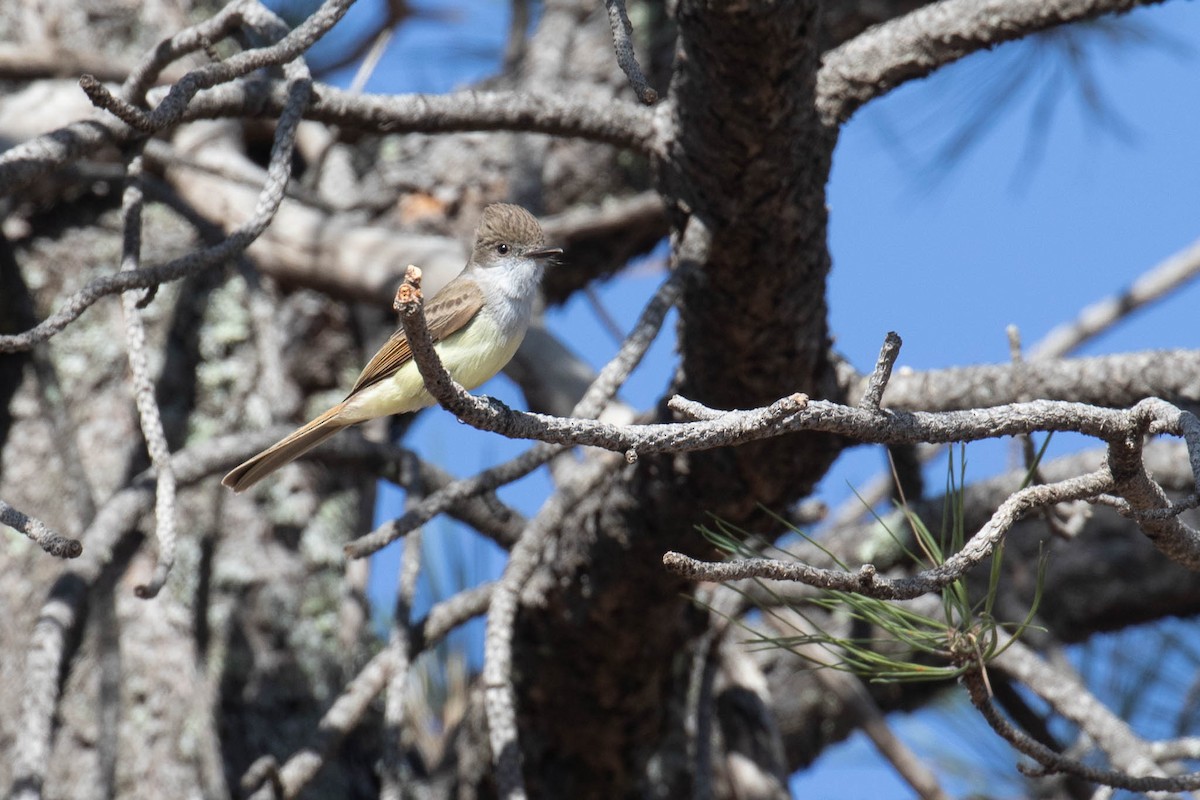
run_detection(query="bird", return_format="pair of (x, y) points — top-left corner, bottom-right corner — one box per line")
(222, 203), (561, 492)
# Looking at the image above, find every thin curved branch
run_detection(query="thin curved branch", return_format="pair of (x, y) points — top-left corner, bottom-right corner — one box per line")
(213, 429), (528, 545)
(0, 118), (127, 201)
(1105, 399), (1200, 564)
(347, 445), (555, 559)
(385, 285), (1200, 464)
(119, 0), (252, 103)
(0, 0), (310, 200)
(116, 153), (179, 599)
(81, 0), (352, 132)
(0, 74), (312, 353)
(963, 669), (1200, 792)
(752, 439), (1197, 616)
(817, 0), (1167, 126)
(666, 398), (1200, 596)
(992, 635), (1169, 779)
(0, 0), (652, 209)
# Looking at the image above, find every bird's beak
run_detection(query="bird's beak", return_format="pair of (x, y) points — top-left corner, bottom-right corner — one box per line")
(528, 247), (564, 260)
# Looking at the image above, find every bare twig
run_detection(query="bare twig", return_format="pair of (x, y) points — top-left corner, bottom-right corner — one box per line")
(583, 285), (627, 344)
(1006, 324), (1024, 364)
(1093, 492), (1200, 521)
(1030, 235), (1200, 360)
(205, 423), (529, 544)
(1104, 399), (1200, 565)
(859, 331), (902, 410)
(0, 0), (653, 210)
(1149, 738), (1200, 763)
(0, 117), (130, 203)
(0, 500), (81, 558)
(346, 26), (395, 95)
(302, 0), (410, 79)
(670, 402), (1200, 599)
(346, 444), (558, 559)
(604, 0), (658, 104)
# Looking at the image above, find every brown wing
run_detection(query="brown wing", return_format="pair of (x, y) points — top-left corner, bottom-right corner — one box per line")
(347, 276), (485, 396)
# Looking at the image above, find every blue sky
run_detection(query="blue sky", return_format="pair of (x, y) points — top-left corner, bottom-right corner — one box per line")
(276, 0), (1200, 794)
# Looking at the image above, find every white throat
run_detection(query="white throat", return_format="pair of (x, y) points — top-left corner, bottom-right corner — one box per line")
(469, 256), (544, 339)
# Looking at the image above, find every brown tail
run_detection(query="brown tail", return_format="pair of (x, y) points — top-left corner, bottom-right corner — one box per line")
(222, 406), (351, 493)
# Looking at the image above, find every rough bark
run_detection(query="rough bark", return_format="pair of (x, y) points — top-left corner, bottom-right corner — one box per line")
(504, 1), (846, 795)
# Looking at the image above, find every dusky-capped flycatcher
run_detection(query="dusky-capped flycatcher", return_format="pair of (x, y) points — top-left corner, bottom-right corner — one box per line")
(222, 203), (561, 492)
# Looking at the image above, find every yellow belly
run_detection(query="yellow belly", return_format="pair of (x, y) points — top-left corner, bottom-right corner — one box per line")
(340, 313), (522, 423)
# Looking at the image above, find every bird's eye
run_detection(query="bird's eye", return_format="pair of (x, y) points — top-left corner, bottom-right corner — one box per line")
(496, 243), (510, 255)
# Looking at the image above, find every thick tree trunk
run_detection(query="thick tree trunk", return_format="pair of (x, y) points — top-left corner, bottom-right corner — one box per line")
(499, 1), (846, 796)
